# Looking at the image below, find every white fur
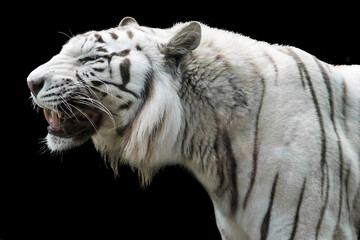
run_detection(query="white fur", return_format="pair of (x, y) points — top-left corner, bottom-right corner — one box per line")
(27, 18), (360, 239)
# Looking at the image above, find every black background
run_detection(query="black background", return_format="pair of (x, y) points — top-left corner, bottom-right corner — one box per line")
(2, 2), (359, 240)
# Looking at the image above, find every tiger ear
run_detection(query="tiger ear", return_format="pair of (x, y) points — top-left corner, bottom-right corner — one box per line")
(162, 22), (201, 62)
(119, 17), (139, 27)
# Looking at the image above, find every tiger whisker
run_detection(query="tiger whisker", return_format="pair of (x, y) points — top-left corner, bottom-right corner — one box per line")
(68, 103), (98, 132)
(59, 96), (75, 115)
(58, 103), (74, 119)
(73, 79), (106, 102)
(73, 79), (126, 103)
(74, 97), (114, 121)
(70, 91), (115, 120)
(60, 97), (80, 121)
(57, 31), (72, 39)
(38, 138), (50, 155)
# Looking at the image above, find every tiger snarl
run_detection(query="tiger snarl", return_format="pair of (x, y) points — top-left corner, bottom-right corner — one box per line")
(27, 17), (360, 239)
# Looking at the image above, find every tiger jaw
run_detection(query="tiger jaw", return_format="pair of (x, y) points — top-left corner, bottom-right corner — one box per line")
(42, 107), (101, 139)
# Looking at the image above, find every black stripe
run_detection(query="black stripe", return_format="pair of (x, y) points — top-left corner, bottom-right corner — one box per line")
(286, 48), (306, 88)
(315, 58), (334, 122)
(181, 121), (189, 158)
(117, 85), (138, 98)
(315, 58), (344, 225)
(76, 71), (106, 97)
(91, 80), (102, 87)
(79, 56), (103, 64)
(332, 225), (346, 240)
(126, 30), (134, 39)
(93, 68), (105, 72)
(145, 111), (166, 162)
(119, 49), (130, 57)
(294, 56), (328, 239)
(116, 69), (153, 136)
(289, 178), (306, 240)
(214, 126), (238, 215)
(214, 128), (225, 195)
(76, 71), (86, 85)
(115, 123), (129, 136)
(96, 46), (108, 52)
(94, 33), (105, 43)
(344, 168), (351, 216)
(285, 50), (330, 239)
(289, 50), (327, 196)
(342, 79), (348, 132)
(142, 69), (154, 99)
(81, 37), (88, 49)
(335, 158), (345, 222)
(243, 77), (265, 210)
(118, 100), (133, 110)
(137, 68), (154, 109)
(264, 52), (279, 85)
(120, 58), (131, 85)
(110, 50), (131, 58)
(223, 132), (238, 214)
(315, 163), (330, 240)
(260, 173), (279, 240)
(109, 32), (118, 40)
(90, 79), (138, 99)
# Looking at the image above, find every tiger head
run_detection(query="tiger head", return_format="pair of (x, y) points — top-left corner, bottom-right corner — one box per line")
(27, 17), (201, 174)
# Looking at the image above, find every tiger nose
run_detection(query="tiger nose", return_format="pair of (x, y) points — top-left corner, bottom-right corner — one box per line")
(27, 77), (45, 98)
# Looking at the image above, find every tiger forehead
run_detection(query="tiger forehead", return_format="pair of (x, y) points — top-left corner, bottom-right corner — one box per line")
(86, 29), (135, 43)
(63, 27), (149, 56)
(81, 30), (135, 49)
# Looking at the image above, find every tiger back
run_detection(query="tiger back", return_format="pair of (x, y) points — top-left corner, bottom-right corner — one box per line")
(27, 17), (360, 240)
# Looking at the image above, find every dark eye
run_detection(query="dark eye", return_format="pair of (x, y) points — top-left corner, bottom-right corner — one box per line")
(89, 55), (100, 61)
(79, 55), (101, 63)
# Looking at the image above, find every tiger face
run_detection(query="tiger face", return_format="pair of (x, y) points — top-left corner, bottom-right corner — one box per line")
(27, 17), (201, 153)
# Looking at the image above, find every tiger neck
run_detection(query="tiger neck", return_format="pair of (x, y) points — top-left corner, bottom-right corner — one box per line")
(175, 48), (259, 214)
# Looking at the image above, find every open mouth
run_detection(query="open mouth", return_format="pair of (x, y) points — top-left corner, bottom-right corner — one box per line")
(43, 106), (100, 138)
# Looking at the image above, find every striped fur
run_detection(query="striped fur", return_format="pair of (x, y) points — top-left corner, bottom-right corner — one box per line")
(27, 17), (360, 239)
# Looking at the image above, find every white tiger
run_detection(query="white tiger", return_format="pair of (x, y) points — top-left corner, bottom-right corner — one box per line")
(27, 17), (360, 239)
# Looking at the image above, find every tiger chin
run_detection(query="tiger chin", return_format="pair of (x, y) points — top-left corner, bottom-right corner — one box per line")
(27, 17), (360, 239)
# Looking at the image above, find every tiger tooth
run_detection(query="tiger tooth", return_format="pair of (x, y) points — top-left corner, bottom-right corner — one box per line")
(44, 108), (50, 124)
(51, 111), (56, 123)
(51, 111), (60, 127)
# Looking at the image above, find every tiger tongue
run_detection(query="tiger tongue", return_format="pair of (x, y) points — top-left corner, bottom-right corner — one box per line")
(43, 109), (61, 128)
